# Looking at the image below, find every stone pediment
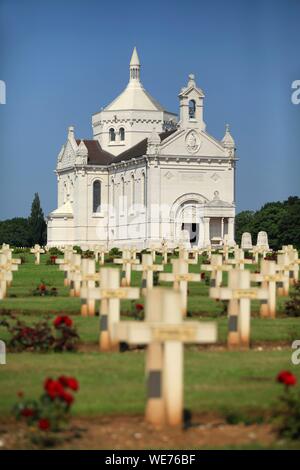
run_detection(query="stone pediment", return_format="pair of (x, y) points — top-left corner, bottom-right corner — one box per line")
(159, 128), (227, 158)
(207, 191), (234, 208)
(57, 140), (77, 170)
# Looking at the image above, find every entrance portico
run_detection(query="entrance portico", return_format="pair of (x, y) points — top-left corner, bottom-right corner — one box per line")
(171, 192), (235, 248)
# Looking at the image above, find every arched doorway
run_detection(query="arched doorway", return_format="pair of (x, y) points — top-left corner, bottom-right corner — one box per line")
(170, 193), (207, 247)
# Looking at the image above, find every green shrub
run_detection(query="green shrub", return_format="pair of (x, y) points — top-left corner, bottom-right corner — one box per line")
(48, 247), (63, 256)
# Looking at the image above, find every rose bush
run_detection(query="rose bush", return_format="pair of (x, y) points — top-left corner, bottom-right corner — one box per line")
(1, 315), (79, 352)
(273, 370), (300, 440)
(14, 376), (80, 445)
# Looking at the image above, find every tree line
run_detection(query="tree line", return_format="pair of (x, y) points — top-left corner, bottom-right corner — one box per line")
(235, 196), (300, 250)
(0, 193), (47, 247)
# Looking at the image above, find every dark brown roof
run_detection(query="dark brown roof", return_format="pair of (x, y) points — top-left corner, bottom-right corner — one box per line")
(76, 139), (114, 165)
(112, 129), (177, 163)
(76, 129), (177, 166)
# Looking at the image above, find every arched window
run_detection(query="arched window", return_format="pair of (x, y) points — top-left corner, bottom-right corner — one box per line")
(189, 99), (196, 119)
(131, 174), (135, 206)
(119, 127), (125, 141)
(93, 180), (101, 213)
(111, 177), (115, 207)
(63, 182), (67, 204)
(109, 128), (116, 142)
(121, 176), (125, 211)
(141, 172), (146, 207)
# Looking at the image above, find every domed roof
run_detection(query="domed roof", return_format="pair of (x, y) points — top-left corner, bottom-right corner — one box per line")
(104, 48), (167, 112)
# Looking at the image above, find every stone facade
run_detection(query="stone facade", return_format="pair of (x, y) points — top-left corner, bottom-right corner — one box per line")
(47, 48), (237, 249)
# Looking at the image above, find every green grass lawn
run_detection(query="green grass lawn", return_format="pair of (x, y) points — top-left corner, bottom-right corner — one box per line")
(1, 349), (299, 417)
(1, 254), (300, 449)
(1, 253), (290, 316)
(0, 253), (297, 345)
(1, 315), (299, 345)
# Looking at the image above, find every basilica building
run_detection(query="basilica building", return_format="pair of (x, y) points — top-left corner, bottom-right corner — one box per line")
(47, 48), (237, 249)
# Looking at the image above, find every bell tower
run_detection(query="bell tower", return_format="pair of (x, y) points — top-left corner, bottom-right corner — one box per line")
(178, 74), (206, 130)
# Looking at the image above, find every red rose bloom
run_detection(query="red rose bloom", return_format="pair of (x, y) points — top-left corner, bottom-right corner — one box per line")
(64, 316), (73, 327)
(135, 303), (144, 311)
(58, 375), (69, 387)
(66, 377), (79, 391)
(39, 283), (46, 291)
(61, 390), (74, 405)
(53, 316), (62, 327)
(44, 378), (65, 399)
(38, 418), (50, 431)
(58, 376), (79, 391)
(277, 370), (297, 387)
(21, 408), (35, 417)
(53, 315), (73, 328)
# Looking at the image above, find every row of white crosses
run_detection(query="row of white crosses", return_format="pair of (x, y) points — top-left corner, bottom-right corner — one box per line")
(0, 244), (21, 299)
(277, 245), (299, 290)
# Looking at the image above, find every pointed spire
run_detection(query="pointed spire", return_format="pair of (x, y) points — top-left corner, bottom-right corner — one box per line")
(129, 47), (141, 82)
(130, 47), (140, 66)
(222, 123), (235, 148)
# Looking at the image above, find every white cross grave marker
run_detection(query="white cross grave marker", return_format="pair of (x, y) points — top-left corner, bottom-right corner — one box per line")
(159, 259), (201, 316)
(201, 254), (232, 287)
(30, 244), (45, 265)
(133, 253), (163, 295)
(250, 260), (285, 318)
(113, 249), (140, 286)
(81, 267), (140, 351)
(114, 288), (217, 426)
(210, 269), (268, 349)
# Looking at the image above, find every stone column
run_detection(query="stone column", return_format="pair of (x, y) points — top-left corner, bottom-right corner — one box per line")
(228, 217), (235, 246)
(203, 217), (210, 246)
(221, 218), (224, 239)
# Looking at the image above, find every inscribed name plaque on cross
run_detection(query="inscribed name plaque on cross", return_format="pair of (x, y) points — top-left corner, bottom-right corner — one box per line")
(152, 326), (197, 342)
(101, 289), (128, 299)
(233, 289), (258, 299)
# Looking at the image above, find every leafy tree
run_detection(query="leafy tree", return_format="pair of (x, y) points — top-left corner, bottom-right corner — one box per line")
(235, 196), (300, 250)
(0, 218), (30, 246)
(235, 210), (255, 245)
(28, 193), (47, 245)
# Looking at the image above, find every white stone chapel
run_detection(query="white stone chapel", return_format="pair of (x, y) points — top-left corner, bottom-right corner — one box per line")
(47, 48), (237, 249)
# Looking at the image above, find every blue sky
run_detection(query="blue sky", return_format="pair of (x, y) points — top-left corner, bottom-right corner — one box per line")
(0, 0), (299, 219)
